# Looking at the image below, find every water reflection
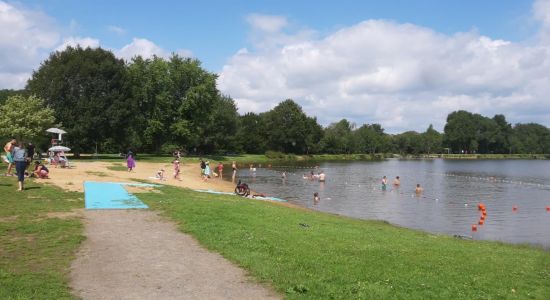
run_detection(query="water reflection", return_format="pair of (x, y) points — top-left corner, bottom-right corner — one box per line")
(230, 159), (550, 248)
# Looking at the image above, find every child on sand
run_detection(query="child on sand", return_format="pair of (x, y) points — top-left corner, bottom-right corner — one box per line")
(33, 161), (49, 179)
(173, 159), (181, 181)
(217, 162), (223, 179)
(156, 169), (165, 181)
(127, 152), (135, 172)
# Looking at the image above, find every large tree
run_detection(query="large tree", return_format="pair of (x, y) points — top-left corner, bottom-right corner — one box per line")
(26, 46), (128, 155)
(263, 99), (322, 154)
(0, 95), (55, 141)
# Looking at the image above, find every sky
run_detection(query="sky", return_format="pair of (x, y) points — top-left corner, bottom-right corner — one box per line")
(1, 0), (550, 133)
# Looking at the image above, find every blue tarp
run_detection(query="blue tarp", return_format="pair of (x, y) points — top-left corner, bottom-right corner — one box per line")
(84, 182), (153, 209)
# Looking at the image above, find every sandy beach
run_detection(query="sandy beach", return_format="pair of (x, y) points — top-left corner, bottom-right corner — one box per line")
(41, 160), (237, 193)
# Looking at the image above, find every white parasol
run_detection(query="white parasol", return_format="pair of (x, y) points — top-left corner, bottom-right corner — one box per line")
(46, 128), (67, 141)
(48, 146), (71, 152)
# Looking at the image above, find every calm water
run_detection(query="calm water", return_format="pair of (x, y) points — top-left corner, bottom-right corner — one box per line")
(232, 159), (550, 249)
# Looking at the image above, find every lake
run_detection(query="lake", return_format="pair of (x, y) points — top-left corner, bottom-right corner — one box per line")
(233, 159), (550, 249)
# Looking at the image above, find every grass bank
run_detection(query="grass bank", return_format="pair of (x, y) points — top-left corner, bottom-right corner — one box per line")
(141, 186), (550, 299)
(0, 177), (84, 299)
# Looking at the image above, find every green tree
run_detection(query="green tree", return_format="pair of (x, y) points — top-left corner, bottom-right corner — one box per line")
(321, 119), (354, 154)
(491, 114), (512, 153)
(512, 123), (550, 154)
(0, 89), (27, 105)
(355, 124), (386, 154)
(26, 46), (128, 155)
(0, 95), (55, 141)
(421, 124), (442, 154)
(235, 112), (267, 154)
(263, 99), (322, 154)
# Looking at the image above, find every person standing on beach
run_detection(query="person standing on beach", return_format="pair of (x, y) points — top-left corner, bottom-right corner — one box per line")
(200, 159), (206, 177)
(173, 159), (181, 181)
(25, 142), (35, 170)
(4, 139), (15, 175)
(231, 161), (237, 182)
(381, 176), (388, 190)
(12, 141), (26, 191)
(127, 151), (136, 172)
(217, 162), (224, 179)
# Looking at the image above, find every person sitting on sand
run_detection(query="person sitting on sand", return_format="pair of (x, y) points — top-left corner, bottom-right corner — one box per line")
(415, 183), (424, 195)
(33, 161), (49, 179)
(156, 169), (165, 181)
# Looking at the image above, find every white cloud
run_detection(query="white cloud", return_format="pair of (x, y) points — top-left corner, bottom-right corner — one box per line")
(55, 36), (100, 52)
(107, 25), (126, 35)
(0, 1), (59, 88)
(0, 1), (192, 89)
(116, 38), (170, 60)
(247, 14), (288, 33)
(219, 14), (550, 133)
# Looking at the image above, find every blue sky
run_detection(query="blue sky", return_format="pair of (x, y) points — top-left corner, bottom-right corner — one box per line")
(2, 0), (550, 132)
(20, 0), (536, 72)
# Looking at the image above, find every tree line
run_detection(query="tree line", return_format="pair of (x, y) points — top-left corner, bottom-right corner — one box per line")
(0, 46), (549, 155)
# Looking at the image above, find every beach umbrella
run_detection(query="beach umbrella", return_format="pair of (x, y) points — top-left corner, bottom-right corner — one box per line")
(48, 145), (71, 152)
(46, 128), (67, 141)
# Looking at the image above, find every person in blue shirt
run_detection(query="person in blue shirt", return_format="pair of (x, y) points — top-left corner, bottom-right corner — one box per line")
(11, 141), (27, 191)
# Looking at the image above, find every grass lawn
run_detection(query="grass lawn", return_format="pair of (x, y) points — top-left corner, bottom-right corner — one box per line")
(141, 185), (550, 299)
(0, 176), (84, 299)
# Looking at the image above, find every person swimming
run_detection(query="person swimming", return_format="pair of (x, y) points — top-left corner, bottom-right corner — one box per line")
(393, 176), (400, 187)
(318, 171), (326, 182)
(313, 192), (320, 203)
(415, 183), (424, 194)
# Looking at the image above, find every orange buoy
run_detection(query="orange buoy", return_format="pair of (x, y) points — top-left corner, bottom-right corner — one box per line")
(512, 206), (518, 212)
(478, 219), (484, 225)
(482, 211), (487, 216)
(478, 203), (485, 210)
(472, 224), (478, 231)
(480, 215), (485, 221)
(546, 206), (550, 212)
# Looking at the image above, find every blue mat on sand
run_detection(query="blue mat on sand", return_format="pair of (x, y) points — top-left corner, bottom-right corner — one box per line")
(84, 182), (157, 209)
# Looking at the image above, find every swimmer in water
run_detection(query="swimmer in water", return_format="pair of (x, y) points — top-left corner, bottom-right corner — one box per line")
(318, 171), (326, 182)
(381, 176), (388, 190)
(313, 192), (320, 203)
(415, 183), (423, 195)
(281, 171), (287, 179)
(393, 176), (400, 187)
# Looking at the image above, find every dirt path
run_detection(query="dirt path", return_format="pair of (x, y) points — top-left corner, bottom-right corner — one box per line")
(70, 210), (279, 299)
(41, 161), (280, 299)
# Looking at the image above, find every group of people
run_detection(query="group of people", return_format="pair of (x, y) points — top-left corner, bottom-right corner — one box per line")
(381, 175), (423, 194)
(199, 159), (232, 182)
(3, 139), (50, 191)
(302, 170), (326, 182)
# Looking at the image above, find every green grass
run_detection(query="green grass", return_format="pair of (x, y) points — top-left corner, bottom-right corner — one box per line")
(140, 186), (550, 299)
(0, 177), (84, 299)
